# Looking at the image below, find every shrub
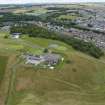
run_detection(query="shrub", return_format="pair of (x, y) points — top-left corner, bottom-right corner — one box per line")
(4, 35), (8, 39)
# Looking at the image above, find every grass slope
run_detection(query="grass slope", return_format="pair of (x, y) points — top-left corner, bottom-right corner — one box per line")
(1, 32), (105, 105)
(0, 55), (9, 105)
(0, 56), (8, 84)
(7, 36), (105, 105)
(12, 51), (105, 105)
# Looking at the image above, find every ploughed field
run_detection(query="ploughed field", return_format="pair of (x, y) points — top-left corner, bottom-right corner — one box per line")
(1, 33), (105, 105)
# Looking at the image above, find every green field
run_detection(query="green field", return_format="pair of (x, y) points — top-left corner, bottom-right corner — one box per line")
(22, 36), (71, 51)
(4, 36), (105, 105)
(57, 14), (78, 20)
(25, 8), (48, 16)
(0, 56), (8, 84)
(11, 48), (105, 105)
(13, 7), (48, 16)
(1, 33), (105, 105)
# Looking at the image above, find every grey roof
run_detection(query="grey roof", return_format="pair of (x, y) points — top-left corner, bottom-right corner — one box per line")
(26, 53), (61, 65)
(27, 55), (41, 61)
(12, 33), (21, 36)
(43, 53), (60, 61)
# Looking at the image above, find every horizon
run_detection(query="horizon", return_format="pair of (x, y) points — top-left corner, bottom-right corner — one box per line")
(0, 0), (105, 4)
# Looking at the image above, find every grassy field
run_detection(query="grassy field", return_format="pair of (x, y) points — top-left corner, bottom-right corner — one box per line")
(0, 32), (10, 84)
(57, 14), (78, 20)
(11, 50), (105, 105)
(5, 36), (105, 105)
(25, 8), (48, 16)
(22, 36), (72, 51)
(13, 9), (30, 14)
(0, 56), (8, 84)
(1, 33), (105, 105)
(13, 7), (48, 16)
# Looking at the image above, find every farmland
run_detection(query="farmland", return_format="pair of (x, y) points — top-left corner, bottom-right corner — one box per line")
(57, 14), (78, 20)
(13, 7), (52, 16)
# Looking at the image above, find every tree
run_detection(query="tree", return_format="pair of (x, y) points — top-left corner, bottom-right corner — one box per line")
(43, 48), (49, 53)
(10, 24), (104, 58)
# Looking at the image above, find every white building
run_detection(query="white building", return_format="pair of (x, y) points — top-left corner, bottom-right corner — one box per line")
(11, 33), (21, 39)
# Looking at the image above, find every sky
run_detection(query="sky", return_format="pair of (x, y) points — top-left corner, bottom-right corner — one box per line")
(0, 0), (105, 4)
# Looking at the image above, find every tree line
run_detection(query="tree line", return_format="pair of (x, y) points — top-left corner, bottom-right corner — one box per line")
(0, 13), (42, 22)
(10, 24), (104, 58)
